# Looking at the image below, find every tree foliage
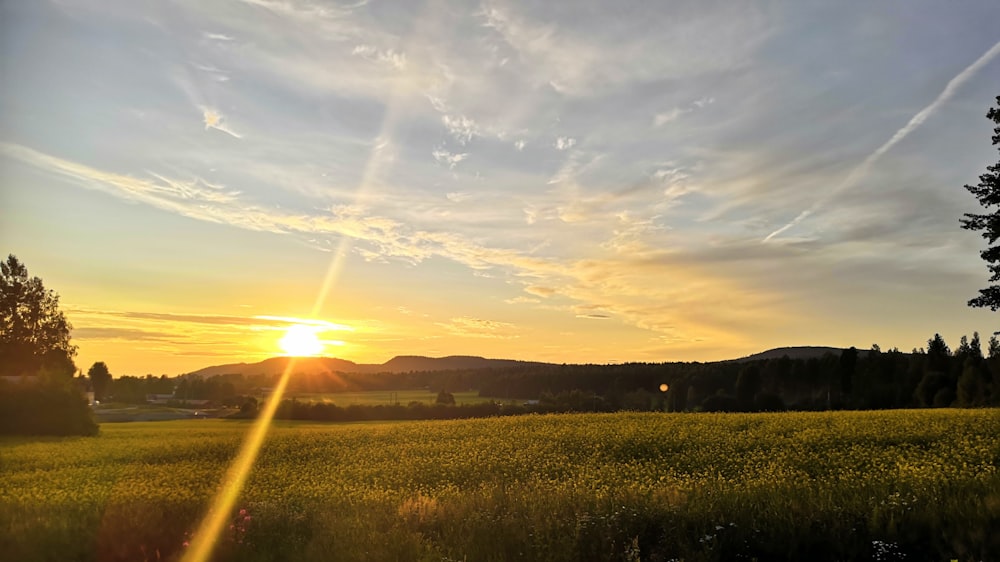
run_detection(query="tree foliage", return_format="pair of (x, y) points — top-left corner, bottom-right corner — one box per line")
(435, 389), (456, 406)
(961, 95), (1000, 311)
(0, 255), (77, 378)
(88, 362), (112, 402)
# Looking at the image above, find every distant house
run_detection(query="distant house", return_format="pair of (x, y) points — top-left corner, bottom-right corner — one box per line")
(146, 393), (176, 404)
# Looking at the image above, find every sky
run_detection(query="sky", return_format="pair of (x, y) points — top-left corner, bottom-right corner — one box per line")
(1, 0), (998, 376)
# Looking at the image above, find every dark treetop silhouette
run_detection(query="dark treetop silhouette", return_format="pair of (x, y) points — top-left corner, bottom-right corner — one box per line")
(961, 95), (1000, 312)
(0, 254), (77, 378)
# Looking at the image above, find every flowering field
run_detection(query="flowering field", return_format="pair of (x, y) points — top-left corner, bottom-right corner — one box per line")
(2, 409), (998, 561)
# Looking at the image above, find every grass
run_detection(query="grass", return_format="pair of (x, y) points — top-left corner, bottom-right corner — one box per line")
(2, 409), (998, 561)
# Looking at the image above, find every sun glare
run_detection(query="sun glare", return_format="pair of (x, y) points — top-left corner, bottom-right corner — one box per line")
(278, 324), (324, 356)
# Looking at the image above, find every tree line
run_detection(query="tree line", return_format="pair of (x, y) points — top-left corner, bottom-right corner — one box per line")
(94, 330), (997, 418)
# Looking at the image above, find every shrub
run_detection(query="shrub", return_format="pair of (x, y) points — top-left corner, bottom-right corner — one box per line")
(0, 381), (98, 436)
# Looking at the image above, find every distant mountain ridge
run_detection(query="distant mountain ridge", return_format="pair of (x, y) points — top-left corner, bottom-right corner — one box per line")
(185, 346), (864, 377)
(186, 355), (545, 377)
(727, 346), (868, 363)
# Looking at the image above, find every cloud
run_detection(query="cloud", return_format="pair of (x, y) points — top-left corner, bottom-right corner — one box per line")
(764, 39), (1000, 243)
(505, 296), (541, 304)
(191, 62), (231, 82)
(653, 96), (715, 127)
(653, 108), (685, 127)
(479, 3), (769, 96)
(72, 327), (186, 342)
(602, 212), (668, 255)
(69, 308), (351, 340)
(105, 311), (287, 328)
(432, 148), (468, 169)
(253, 315), (353, 331)
(692, 96), (714, 108)
(202, 32), (234, 41)
(442, 114), (479, 144)
(437, 317), (518, 338)
(524, 285), (557, 297)
(554, 136), (576, 150)
(514, 139), (525, 151)
(240, 0), (368, 30)
(351, 44), (407, 70)
(1, 143), (773, 348)
(446, 191), (472, 202)
(1, 144), (250, 219)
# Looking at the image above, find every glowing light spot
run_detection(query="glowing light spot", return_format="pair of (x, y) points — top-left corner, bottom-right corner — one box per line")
(659, 384), (669, 392)
(202, 109), (222, 129)
(278, 324), (324, 356)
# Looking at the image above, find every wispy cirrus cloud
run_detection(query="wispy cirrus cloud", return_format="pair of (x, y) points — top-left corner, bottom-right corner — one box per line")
(524, 286), (557, 298)
(432, 148), (468, 169)
(73, 327), (187, 342)
(202, 32), (234, 42)
(653, 96), (714, 127)
(437, 317), (518, 339)
(442, 114), (480, 144)
(4, 142), (770, 350)
(351, 44), (407, 70)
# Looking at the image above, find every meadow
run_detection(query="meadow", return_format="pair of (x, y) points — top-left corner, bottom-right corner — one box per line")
(284, 389), (500, 406)
(1, 409), (998, 562)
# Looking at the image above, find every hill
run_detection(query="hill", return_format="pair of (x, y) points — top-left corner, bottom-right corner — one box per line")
(727, 346), (867, 362)
(186, 355), (544, 377)
(379, 355), (539, 372)
(186, 346), (871, 378)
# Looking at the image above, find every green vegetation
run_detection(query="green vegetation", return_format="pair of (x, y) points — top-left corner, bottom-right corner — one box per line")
(960, 94), (1000, 311)
(287, 389), (496, 406)
(0, 254), (96, 436)
(3, 409), (998, 561)
(0, 254), (77, 379)
(0, 382), (97, 436)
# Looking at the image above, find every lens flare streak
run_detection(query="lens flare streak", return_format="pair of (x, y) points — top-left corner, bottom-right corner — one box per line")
(180, 358), (297, 562)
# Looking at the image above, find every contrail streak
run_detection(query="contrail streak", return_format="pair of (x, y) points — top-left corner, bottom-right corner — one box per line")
(763, 39), (1000, 243)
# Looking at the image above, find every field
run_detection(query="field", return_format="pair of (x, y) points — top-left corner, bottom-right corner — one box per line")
(2, 409), (998, 562)
(284, 389), (502, 406)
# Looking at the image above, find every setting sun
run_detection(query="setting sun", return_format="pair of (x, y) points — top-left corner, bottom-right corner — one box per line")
(278, 325), (324, 357)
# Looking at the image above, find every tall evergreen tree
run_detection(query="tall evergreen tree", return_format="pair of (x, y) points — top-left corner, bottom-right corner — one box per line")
(926, 334), (951, 374)
(961, 95), (1000, 311)
(969, 332), (983, 361)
